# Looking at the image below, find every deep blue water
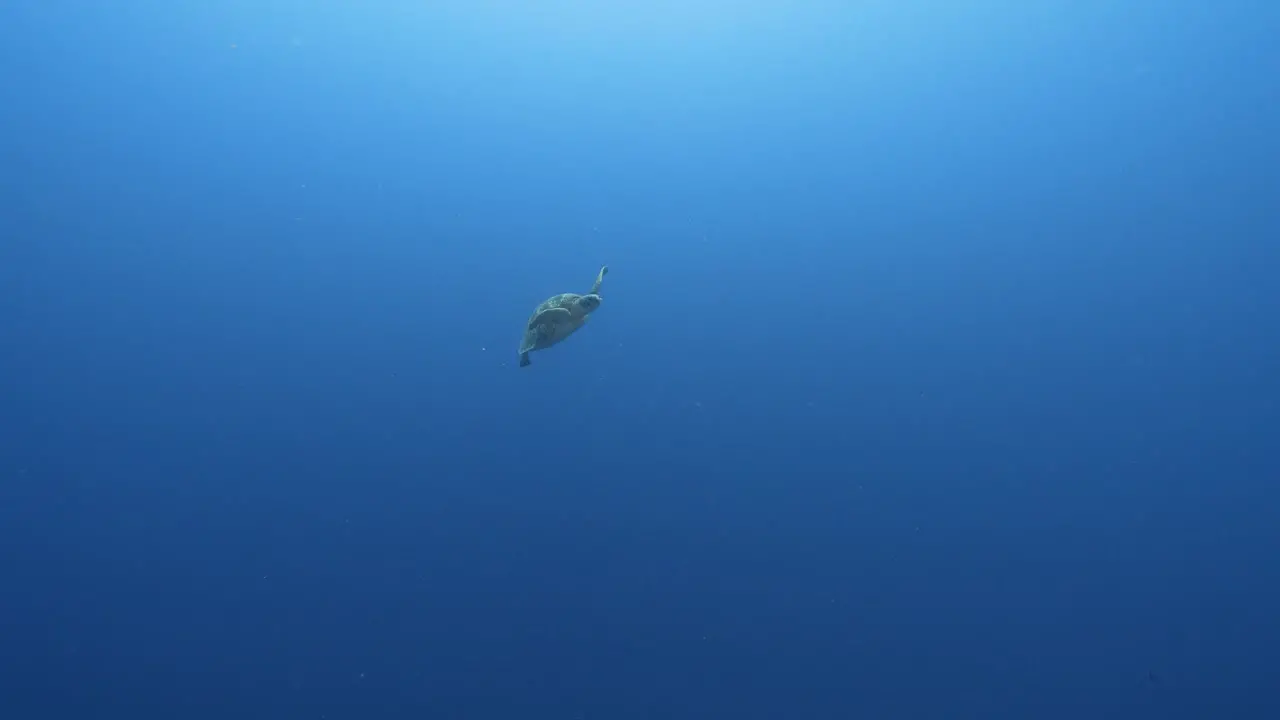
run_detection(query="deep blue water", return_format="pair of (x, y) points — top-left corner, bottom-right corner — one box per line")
(2, 2), (1279, 718)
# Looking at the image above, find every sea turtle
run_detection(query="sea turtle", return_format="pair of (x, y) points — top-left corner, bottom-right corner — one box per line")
(518, 265), (609, 367)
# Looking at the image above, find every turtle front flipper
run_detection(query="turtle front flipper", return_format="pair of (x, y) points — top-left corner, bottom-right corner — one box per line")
(533, 306), (574, 326)
(519, 351), (531, 367)
(588, 265), (609, 294)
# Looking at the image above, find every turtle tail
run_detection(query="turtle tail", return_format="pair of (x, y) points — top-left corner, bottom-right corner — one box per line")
(589, 265), (609, 294)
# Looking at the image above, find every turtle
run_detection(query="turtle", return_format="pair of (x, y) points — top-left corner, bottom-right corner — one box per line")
(518, 265), (609, 367)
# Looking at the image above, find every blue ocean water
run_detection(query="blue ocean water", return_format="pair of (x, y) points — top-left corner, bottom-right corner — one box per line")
(2, 1), (1278, 717)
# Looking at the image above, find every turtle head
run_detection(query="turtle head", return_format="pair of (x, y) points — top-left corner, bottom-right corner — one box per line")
(577, 293), (602, 315)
